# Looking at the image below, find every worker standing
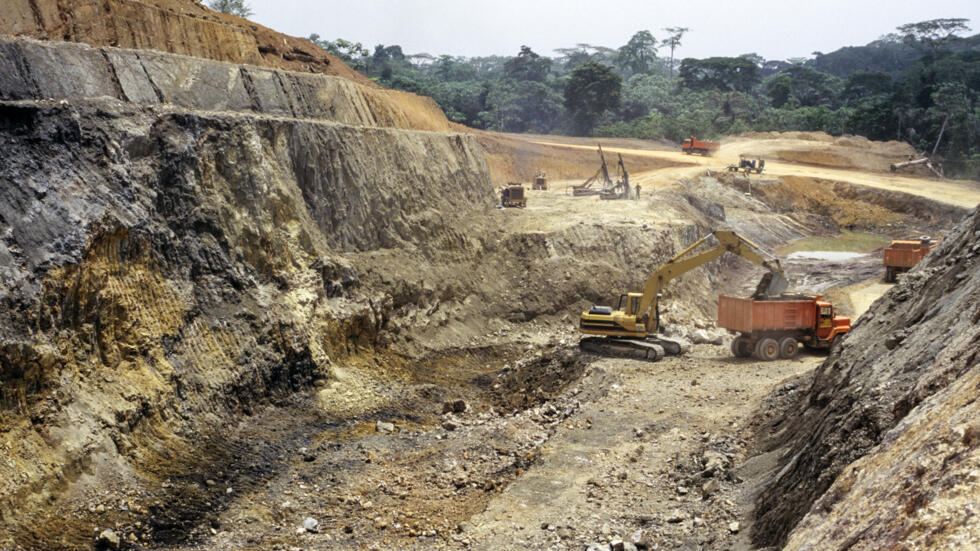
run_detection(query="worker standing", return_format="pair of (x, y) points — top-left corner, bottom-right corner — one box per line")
(635, 184), (641, 200)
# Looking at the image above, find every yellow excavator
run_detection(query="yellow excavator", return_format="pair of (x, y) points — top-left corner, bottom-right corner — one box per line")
(579, 230), (788, 361)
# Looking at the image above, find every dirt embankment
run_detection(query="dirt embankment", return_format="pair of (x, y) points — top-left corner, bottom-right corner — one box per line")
(1, 0), (368, 85)
(749, 206), (980, 549)
(474, 131), (682, 185)
(0, 0), (456, 132)
(724, 131), (919, 174)
(0, 36), (453, 132)
(719, 173), (968, 231)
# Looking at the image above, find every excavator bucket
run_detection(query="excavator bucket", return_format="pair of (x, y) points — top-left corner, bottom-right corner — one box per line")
(754, 271), (789, 298)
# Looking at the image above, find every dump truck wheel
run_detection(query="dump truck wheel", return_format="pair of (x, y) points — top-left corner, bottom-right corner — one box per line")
(731, 337), (751, 358)
(755, 338), (779, 361)
(779, 337), (798, 358)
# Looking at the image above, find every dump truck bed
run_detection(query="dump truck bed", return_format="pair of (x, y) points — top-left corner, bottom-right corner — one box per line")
(682, 138), (720, 152)
(717, 295), (816, 333)
(884, 240), (934, 268)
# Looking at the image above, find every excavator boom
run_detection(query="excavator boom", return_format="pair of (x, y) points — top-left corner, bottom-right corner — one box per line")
(578, 230), (787, 361)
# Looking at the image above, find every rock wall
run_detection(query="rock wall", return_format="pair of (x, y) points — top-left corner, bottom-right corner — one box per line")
(0, 96), (492, 545)
(751, 206), (980, 548)
(0, 36), (454, 131)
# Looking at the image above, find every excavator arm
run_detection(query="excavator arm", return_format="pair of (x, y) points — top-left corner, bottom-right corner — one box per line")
(634, 230), (786, 326)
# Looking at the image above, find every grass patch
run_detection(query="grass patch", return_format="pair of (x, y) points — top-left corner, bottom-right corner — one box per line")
(777, 230), (890, 255)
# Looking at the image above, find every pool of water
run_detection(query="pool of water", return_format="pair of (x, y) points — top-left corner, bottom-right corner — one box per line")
(777, 230), (890, 256)
(786, 251), (868, 262)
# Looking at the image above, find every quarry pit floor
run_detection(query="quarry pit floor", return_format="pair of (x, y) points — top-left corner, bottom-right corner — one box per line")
(164, 343), (820, 551)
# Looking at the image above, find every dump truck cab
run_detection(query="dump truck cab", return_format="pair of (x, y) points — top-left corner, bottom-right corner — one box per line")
(815, 300), (850, 342)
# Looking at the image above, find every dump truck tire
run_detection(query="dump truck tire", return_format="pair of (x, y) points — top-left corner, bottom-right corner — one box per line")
(755, 338), (779, 361)
(779, 337), (798, 358)
(731, 337), (751, 358)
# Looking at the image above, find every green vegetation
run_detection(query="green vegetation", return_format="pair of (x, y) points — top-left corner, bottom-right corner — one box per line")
(310, 18), (979, 178)
(206, 0), (252, 18)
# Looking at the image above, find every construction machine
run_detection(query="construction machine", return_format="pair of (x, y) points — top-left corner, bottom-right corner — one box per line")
(570, 145), (629, 199)
(718, 294), (850, 360)
(532, 171), (548, 190)
(578, 230), (788, 361)
(728, 155), (765, 175)
(571, 145), (611, 196)
(681, 136), (720, 156)
(500, 183), (526, 208)
(883, 236), (935, 282)
(599, 154), (630, 200)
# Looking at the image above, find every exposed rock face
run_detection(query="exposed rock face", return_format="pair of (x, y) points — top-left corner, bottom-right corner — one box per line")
(0, 17), (493, 541)
(752, 206), (980, 548)
(0, 0), (371, 85)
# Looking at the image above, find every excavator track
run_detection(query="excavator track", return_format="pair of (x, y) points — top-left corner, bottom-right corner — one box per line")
(579, 336), (685, 362)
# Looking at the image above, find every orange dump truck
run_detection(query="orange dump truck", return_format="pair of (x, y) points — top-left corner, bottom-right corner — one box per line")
(883, 237), (935, 282)
(718, 295), (851, 360)
(681, 136), (720, 156)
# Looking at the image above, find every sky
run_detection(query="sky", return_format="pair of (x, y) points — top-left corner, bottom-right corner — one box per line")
(244, 0), (979, 61)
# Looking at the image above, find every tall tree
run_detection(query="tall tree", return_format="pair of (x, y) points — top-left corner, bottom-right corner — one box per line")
(763, 73), (794, 108)
(308, 35), (369, 70)
(678, 57), (760, 93)
(617, 30), (659, 76)
(661, 27), (690, 77)
(781, 65), (842, 107)
(564, 61), (622, 135)
(503, 46), (552, 82)
(207, 0), (253, 17)
(485, 80), (562, 133)
(841, 71), (893, 105)
(897, 18), (971, 52)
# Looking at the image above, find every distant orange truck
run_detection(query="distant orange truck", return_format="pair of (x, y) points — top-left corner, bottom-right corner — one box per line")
(681, 136), (720, 156)
(718, 295), (851, 360)
(883, 237), (935, 282)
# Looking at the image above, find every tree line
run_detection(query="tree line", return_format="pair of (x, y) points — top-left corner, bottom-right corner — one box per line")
(304, 18), (977, 179)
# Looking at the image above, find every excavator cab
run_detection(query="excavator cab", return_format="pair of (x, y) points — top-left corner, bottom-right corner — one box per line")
(617, 293), (643, 316)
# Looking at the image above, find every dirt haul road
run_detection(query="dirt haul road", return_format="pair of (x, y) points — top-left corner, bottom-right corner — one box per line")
(531, 140), (980, 209)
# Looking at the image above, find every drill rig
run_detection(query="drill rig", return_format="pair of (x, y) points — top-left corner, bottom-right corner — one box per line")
(578, 230), (788, 361)
(570, 145), (630, 199)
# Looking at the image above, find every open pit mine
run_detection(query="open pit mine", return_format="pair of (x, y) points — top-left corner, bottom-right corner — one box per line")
(1, 1), (978, 550)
